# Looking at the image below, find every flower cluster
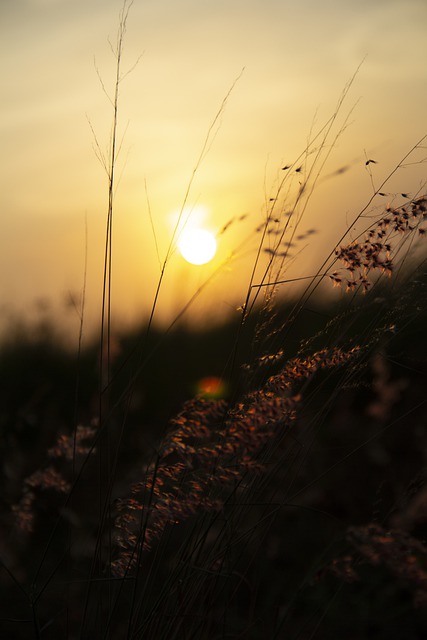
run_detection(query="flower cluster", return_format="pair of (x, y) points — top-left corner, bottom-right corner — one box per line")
(13, 423), (97, 534)
(47, 423), (98, 461)
(13, 467), (71, 534)
(330, 196), (427, 292)
(323, 523), (427, 608)
(112, 346), (360, 577)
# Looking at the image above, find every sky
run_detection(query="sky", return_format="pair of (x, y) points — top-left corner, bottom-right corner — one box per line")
(1, 0), (426, 343)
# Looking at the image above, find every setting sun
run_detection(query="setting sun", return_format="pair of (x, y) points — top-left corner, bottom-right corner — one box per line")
(178, 228), (217, 265)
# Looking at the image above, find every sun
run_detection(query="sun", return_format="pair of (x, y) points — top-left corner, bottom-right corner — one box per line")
(178, 228), (217, 265)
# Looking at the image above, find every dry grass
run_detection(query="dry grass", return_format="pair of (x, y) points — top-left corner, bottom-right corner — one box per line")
(1, 2), (427, 638)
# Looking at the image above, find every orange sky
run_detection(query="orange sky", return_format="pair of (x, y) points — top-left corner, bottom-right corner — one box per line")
(1, 0), (426, 342)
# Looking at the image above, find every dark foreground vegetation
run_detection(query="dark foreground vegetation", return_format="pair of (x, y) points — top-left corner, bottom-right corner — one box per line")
(1, 273), (427, 639)
(2, 4), (427, 636)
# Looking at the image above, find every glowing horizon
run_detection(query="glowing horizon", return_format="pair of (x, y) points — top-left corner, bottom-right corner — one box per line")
(1, 0), (426, 339)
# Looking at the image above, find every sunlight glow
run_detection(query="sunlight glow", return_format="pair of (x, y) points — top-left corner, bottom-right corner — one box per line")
(178, 228), (217, 265)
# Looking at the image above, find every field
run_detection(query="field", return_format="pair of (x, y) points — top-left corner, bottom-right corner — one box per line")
(1, 2), (427, 638)
(2, 278), (427, 638)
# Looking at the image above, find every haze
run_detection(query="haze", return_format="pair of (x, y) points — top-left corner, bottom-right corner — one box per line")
(1, 0), (426, 341)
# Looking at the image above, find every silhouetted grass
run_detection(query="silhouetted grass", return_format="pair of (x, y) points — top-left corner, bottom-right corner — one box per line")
(1, 2), (427, 638)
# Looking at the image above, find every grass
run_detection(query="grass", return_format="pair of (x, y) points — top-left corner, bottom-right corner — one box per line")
(1, 2), (427, 638)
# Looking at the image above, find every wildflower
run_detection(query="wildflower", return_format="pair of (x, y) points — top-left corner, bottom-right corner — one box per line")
(331, 196), (427, 292)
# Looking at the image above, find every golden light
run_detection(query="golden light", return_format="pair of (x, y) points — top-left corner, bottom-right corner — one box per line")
(178, 228), (217, 265)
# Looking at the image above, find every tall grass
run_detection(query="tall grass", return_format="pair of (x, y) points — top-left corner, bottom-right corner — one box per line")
(2, 2), (427, 638)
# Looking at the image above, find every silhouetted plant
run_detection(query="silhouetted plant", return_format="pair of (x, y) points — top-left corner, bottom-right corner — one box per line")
(2, 2), (427, 638)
